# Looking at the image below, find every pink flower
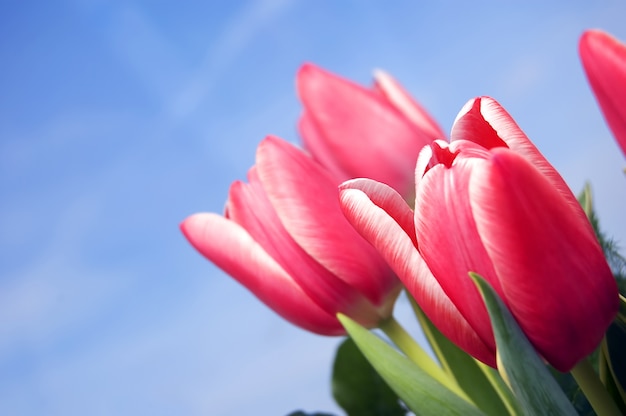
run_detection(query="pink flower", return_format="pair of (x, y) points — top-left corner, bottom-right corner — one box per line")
(579, 29), (626, 157)
(181, 136), (400, 335)
(297, 63), (445, 197)
(340, 97), (619, 371)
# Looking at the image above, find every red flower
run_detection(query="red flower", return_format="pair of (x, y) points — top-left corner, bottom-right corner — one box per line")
(181, 136), (400, 335)
(579, 29), (626, 157)
(297, 63), (445, 197)
(340, 97), (619, 371)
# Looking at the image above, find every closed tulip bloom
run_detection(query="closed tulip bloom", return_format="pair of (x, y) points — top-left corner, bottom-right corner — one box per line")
(579, 29), (626, 157)
(297, 63), (445, 197)
(340, 97), (619, 371)
(181, 136), (400, 335)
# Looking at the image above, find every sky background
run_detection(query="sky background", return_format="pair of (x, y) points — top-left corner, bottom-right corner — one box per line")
(2, 1), (626, 415)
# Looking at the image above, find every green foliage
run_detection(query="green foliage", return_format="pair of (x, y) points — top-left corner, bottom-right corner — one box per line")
(600, 295), (626, 413)
(578, 183), (626, 293)
(338, 314), (486, 416)
(409, 297), (517, 416)
(470, 273), (577, 416)
(332, 338), (407, 416)
(548, 369), (594, 415)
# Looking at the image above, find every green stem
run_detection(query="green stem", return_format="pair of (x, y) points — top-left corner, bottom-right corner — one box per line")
(571, 358), (621, 416)
(379, 316), (473, 404)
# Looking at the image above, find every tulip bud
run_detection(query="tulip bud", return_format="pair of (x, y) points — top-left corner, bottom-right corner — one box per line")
(297, 63), (445, 197)
(340, 97), (619, 371)
(182, 136), (401, 335)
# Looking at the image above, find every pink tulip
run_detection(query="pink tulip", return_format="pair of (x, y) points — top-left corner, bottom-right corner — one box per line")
(297, 63), (446, 197)
(181, 136), (400, 335)
(340, 97), (619, 371)
(579, 29), (626, 157)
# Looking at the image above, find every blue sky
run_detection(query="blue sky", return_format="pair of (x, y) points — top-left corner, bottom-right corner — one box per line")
(1, 1), (626, 415)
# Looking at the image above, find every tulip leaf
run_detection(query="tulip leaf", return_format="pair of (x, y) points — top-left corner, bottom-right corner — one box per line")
(331, 337), (407, 416)
(338, 314), (486, 416)
(600, 294), (626, 413)
(408, 295), (519, 416)
(377, 314), (463, 395)
(469, 273), (577, 416)
(548, 368), (594, 415)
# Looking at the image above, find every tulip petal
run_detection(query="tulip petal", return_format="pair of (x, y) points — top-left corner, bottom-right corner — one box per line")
(452, 97), (555, 173)
(451, 96), (586, 222)
(470, 148), (619, 371)
(339, 182), (495, 366)
(180, 213), (343, 335)
(373, 69), (446, 141)
(580, 29), (626, 157)
(298, 113), (351, 182)
(340, 178), (417, 248)
(297, 63), (432, 195)
(414, 141), (435, 192)
(226, 167), (381, 326)
(415, 141), (505, 352)
(256, 136), (398, 309)
(450, 98), (508, 149)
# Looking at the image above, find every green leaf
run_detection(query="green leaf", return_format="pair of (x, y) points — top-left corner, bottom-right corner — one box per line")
(338, 314), (486, 416)
(409, 296), (519, 416)
(470, 273), (577, 416)
(600, 294), (626, 413)
(286, 412), (336, 416)
(332, 337), (407, 416)
(377, 315), (462, 395)
(549, 369), (594, 416)
(577, 183), (626, 288)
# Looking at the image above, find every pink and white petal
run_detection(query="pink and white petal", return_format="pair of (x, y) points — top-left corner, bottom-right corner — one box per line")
(340, 178), (417, 247)
(297, 63), (428, 195)
(474, 97), (560, 176)
(470, 148), (619, 371)
(180, 213), (344, 335)
(339, 187), (495, 366)
(227, 170), (379, 324)
(256, 136), (397, 307)
(415, 152), (503, 349)
(414, 141), (435, 192)
(413, 139), (490, 190)
(451, 97), (554, 171)
(580, 30), (626, 157)
(451, 97), (585, 220)
(373, 69), (446, 140)
(298, 113), (351, 182)
(450, 98), (508, 149)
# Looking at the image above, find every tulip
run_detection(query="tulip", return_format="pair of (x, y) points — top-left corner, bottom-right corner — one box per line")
(339, 97), (619, 371)
(297, 63), (446, 197)
(579, 29), (626, 157)
(181, 136), (400, 335)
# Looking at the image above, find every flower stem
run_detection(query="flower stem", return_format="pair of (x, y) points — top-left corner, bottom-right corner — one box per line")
(570, 358), (621, 416)
(379, 316), (473, 403)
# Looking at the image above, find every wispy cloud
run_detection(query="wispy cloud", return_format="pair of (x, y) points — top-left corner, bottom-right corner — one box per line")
(105, 5), (191, 104)
(169, 0), (295, 120)
(0, 189), (131, 359)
